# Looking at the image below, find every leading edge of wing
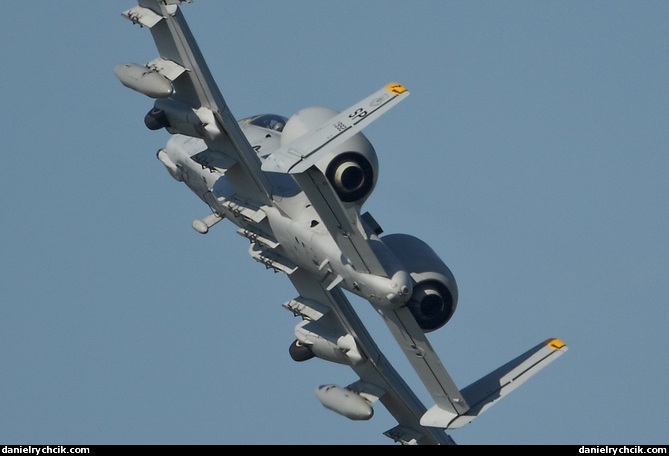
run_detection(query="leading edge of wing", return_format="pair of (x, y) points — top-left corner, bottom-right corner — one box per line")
(286, 268), (456, 445)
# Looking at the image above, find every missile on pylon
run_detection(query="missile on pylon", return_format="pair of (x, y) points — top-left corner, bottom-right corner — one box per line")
(315, 385), (373, 421)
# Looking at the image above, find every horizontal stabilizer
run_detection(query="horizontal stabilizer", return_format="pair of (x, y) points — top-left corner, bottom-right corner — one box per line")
(261, 83), (409, 174)
(420, 338), (568, 429)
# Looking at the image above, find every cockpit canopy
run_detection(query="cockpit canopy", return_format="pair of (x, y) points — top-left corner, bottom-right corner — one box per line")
(240, 114), (288, 132)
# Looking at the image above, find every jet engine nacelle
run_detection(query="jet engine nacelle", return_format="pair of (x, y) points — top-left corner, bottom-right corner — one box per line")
(315, 385), (374, 421)
(281, 107), (378, 206)
(382, 234), (459, 333)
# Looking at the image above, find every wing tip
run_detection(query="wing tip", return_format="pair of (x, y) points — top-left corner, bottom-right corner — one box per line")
(386, 82), (409, 94)
(546, 338), (567, 350)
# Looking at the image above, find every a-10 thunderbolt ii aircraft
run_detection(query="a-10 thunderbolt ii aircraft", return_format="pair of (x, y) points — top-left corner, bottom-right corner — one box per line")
(114, 0), (568, 445)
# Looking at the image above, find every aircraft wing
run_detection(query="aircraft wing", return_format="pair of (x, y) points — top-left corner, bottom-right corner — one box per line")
(285, 268), (456, 445)
(118, 0), (273, 205)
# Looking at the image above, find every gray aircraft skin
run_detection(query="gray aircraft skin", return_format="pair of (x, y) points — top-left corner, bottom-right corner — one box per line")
(115, 0), (568, 445)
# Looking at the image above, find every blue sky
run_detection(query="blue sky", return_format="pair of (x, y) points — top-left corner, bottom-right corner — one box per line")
(2, 0), (668, 445)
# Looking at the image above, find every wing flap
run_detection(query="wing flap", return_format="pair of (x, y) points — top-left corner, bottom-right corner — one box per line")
(293, 169), (388, 276)
(380, 306), (471, 416)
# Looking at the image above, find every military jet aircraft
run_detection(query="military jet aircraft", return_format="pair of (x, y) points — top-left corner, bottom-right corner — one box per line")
(114, 0), (568, 445)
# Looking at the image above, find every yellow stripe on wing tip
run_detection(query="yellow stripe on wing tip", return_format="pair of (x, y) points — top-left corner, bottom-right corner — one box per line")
(386, 83), (408, 94)
(547, 338), (566, 350)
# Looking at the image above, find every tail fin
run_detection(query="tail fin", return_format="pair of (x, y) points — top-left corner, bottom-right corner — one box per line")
(420, 338), (568, 429)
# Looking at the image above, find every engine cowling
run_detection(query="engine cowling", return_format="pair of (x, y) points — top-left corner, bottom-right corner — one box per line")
(382, 234), (459, 332)
(281, 106), (378, 206)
